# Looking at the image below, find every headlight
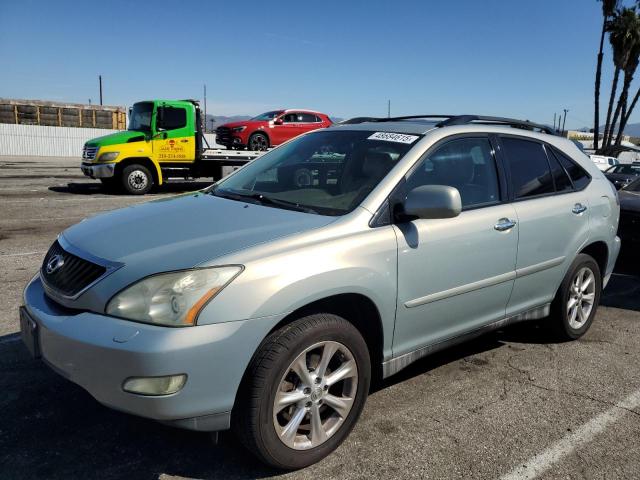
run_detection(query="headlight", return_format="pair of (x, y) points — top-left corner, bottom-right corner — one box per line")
(99, 151), (119, 162)
(106, 266), (242, 326)
(231, 126), (246, 132)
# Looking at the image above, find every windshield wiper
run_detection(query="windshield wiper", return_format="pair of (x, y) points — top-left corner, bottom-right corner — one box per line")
(213, 189), (319, 214)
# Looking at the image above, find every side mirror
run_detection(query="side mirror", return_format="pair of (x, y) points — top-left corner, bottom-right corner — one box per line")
(274, 118), (284, 125)
(403, 185), (462, 220)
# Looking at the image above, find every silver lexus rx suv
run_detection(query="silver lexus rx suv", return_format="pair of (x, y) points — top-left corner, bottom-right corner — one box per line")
(21, 115), (620, 469)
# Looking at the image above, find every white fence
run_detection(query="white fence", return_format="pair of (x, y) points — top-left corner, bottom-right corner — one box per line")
(0, 123), (220, 157)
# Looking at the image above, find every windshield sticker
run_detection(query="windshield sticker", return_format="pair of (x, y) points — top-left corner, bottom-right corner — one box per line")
(368, 132), (419, 144)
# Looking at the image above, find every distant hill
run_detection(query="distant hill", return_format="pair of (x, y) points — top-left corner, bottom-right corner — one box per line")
(624, 122), (640, 137)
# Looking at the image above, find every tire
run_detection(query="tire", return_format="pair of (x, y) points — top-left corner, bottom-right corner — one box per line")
(248, 132), (269, 151)
(232, 314), (370, 470)
(549, 253), (602, 340)
(121, 164), (153, 195)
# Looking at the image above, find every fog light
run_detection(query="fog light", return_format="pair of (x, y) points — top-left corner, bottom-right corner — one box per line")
(123, 374), (187, 396)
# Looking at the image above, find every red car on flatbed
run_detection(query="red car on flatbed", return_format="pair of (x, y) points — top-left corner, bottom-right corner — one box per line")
(215, 109), (332, 151)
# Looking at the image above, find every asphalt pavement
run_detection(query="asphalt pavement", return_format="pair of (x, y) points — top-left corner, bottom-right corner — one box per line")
(1, 156), (639, 480)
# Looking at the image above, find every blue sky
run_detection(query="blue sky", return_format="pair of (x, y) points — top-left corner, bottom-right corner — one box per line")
(0, 0), (632, 128)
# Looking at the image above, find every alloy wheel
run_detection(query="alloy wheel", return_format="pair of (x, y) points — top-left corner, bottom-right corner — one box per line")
(272, 341), (358, 450)
(567, 266), (596, 329)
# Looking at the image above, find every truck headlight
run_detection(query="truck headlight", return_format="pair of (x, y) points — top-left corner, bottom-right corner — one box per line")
(231, 126), (246, 132)
(106, 266), (242, 326)
(99, 151), (119, 162)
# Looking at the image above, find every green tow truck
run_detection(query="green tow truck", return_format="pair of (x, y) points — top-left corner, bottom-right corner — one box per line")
(80, 99), (263, 194)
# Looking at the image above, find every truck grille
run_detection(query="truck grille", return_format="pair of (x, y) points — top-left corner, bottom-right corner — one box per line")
(82, 145), (98, 160)
(41, 240), (107, 298)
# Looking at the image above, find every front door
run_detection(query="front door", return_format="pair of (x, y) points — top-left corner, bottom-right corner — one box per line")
(393, 136), (518, 357)
(152, 103), (195, 163)
(270, 112), (305, 145)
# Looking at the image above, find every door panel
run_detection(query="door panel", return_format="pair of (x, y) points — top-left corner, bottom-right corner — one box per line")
(393, 204), (518, 356)
(507, 192), (589, 315)
(152, 104), (195, 163)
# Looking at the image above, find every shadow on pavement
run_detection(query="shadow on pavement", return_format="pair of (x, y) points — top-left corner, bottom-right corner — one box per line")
(0, 337), (278, 480)
(48, 181), (213, 196)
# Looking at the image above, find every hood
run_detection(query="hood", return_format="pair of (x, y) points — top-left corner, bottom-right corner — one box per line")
(86, 130), (146, 148)
(619, 190), (640, 212)
(219, 120), (265, 129)
(61, 192), (336, 273)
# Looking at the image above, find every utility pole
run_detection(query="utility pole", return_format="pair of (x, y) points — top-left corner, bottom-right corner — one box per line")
(553, 113), (556, 131)
(387, 100), (391, 118)
(562, 108), (568, 135)
(99, 75), (103, 105)
(204, 84), (207, 132)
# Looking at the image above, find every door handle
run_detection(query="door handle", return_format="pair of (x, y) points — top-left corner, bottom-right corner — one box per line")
(494, 218), (517, 232)
(572, 203), (587, 214)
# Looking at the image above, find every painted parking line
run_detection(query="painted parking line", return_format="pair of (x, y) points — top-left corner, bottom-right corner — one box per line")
(500, 388), (640, 480)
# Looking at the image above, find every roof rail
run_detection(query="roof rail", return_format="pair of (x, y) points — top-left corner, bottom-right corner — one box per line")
(436, 115), (557, 135)
(340, 114), (558, 135)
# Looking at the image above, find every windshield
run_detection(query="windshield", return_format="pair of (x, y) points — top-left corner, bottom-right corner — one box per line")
(251, 110), (283, 121)
(210, 129), (419, 215)
(128, 102), (153, 132)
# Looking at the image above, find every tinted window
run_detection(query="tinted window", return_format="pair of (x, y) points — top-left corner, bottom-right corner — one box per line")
(546, 148), (573, 192)
(501, 138), (554, 198)
(610, 164), (640, 174)
(282, 113), (300, 123)
(299, 113), (318, 122)
(406, 137), (500, 208)
(552, 148), (591, 190)
(157, 106), (186, 130)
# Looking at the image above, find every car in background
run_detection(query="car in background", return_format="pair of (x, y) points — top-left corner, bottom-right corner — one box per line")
(619, 177), (640, 248)
(216, 109), (332, 151)
(604, 162), (640, 189)
(590, 154), (619, 171)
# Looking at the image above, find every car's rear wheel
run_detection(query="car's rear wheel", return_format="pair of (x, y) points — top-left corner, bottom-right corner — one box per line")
(550, 253), (602, 340)
(121, 164), (153, 195)
(232, 313), (370, 469)
(248, 132), (269, 151)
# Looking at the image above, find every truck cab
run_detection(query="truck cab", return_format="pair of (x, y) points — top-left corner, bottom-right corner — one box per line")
(81, 99), (205, 194)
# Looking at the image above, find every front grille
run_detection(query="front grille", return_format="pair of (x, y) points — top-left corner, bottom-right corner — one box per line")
(41, 240), (106, 297)
(82, 145), (98, 160)
(215, 126), (232, 144)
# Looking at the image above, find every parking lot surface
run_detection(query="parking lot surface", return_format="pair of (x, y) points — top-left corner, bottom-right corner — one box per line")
(1, 156), (640, 480)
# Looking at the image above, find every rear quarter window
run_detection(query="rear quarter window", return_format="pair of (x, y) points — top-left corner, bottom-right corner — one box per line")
(550, 147), (591, 190)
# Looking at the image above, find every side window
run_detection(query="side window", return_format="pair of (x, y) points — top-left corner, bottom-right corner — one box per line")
(299, 113), (317, 122)
(552, 148), (591, 190)
(282, 113), (299, 123)
(546, 148), (573, 192)
(405, 137), (500, 209)
(157, 106), (186, 131)
(501, 137), (554, 199)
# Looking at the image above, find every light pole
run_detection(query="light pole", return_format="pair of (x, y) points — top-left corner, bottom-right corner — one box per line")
(562, 109), (569, 135)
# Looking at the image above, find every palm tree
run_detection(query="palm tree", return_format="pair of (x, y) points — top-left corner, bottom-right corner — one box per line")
(602, 8), (639, 147)
(614, 38), (640, 144)
(594, 0), (619, 150)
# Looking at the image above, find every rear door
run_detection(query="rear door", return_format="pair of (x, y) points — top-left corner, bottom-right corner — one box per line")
(392, 135), (518, 356)
(153, 103), (195, 163)
(498, 136), (591, 316)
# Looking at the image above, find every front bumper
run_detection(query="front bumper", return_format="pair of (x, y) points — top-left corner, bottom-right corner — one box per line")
(81, 162), (115, 179)
(22, 276), (275, 431)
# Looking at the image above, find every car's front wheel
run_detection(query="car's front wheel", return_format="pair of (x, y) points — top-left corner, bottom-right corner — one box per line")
(550, 253), (602, 340)
(248, 132), (269, 151)
(233, 314), (370, 469)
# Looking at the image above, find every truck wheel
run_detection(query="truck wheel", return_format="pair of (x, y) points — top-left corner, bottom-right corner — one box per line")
(549, 253), (602, 340)
(121, 164), (153, 195)
(232, 314), (370, 469)
(248, 132), (269, 151)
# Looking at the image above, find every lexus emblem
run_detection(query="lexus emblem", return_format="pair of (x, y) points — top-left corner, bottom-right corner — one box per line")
(46, 254), (65, 274)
